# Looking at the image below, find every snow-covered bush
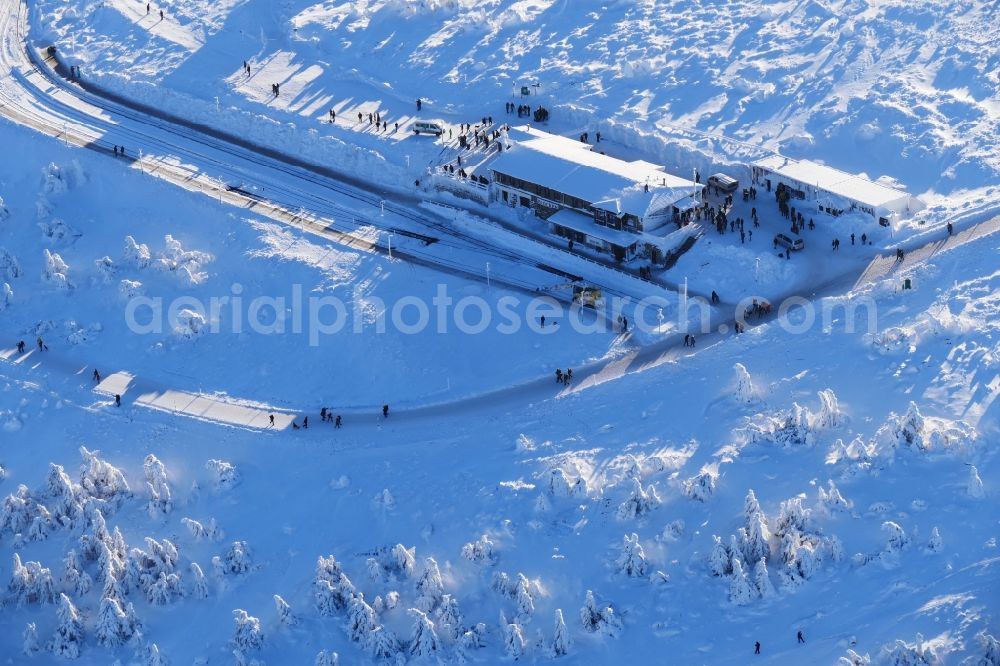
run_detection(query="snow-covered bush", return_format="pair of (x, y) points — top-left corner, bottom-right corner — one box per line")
(39, 218), (77, 245)
(366, 543), (416, 581)
(181, 517), (222, 542)
(41, 249), (72, 290)
(741, 402), (815, 447)
(372, 488), (395, 510)
(817, 480), (852, 514)
(878, 633), (936, 665)
(205, 459), (239, 491)
(617, 478), (660, 520)
(232, 609), (264, 652)
(882, 521), (910, 553)
(173, 308), (207, 338)
(314, 557), (355, 616)
(118, 278), (143, 299)
(616, 533), (648, 578)
(146, 571), (182, 605)
(0, 247), (21, 280)
(221, 541), (253, 575)
(546, 467), (588, 498)
(315, 649), (340, 666)
(926, 527), (942, 554)
(579, 590), (622, 637)
(2, 485), (50, 536)
(157, 234), (213, 285)
(273, 594), (295, 626)
(461, 533), (497, 565)
(23, 622), (39, 655)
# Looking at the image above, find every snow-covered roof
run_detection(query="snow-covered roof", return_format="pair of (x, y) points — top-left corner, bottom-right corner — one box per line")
(493, 126), (699, 218)
(754, 155), (910, 209)
(548, 208), (639, 248)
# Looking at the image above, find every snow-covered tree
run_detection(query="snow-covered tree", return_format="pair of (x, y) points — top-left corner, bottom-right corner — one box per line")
(314, 561), (356, 616)
(415, 557), (444, 612)
(546, 468), (588, 499)
(46, 464), (81, 526)
(753, 558), (775, 598)
(709, 535), (732, 576)
(23, 622), (39, 656)
(408, 608), (440, 657)
(95, 596), (130, 647)
(143, 455), (171, 518)
(968, 465), (985, 499)
(222, 541), (253, 575)
(368, 625), (400, 660)
(616, 533), (648, 578)
(500, 610), (525, 660)
(9, 554), (58, 606)
(391, 543), (416, 578)
(684, 470), (716, 502)
(124, 236), (151, 268)
(616, 478), (661, 520)
(879, 633), (935, 665)
(347, 593), (377, 643)
(742, 490), (771, 564)
(232, 609), (264, 652)
(273, 594), (295, 626)
(78, 447), (130, 505)
(437, 594), (463, 639)
(145, 643), (166, 666)
(926, 527), (942, 554)
(898, 402), (926, 449)
(49, 593), (84, 658)
(579, 590), (622, 637)
(461, 534), (496, 565)
(315, 650), (340, 666)
(773, 497), (809, 539)
(733, 363), (755, 403)
(0, 282), (12, 311)
(812, 389), (843, 429)
(146, 572), (181, 605)
(514, 573), (535, 622)
(205, 459), (239, 491)
(551, 608), (570, 657)
(882, 521), (909, 552)
(818, 480), (851, 514)
(42, 249), (72, 290)
(189, 562), (209, 599)
(728, 557), (755, 605)
(980, 633), (1000, 666)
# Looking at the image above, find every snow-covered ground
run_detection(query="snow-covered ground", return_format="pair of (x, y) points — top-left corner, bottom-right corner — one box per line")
(1, 0), (999, 664)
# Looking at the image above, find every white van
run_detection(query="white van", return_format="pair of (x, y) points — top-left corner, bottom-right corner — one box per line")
(413, 121), (444, 136)
(708, 173), (739, 193)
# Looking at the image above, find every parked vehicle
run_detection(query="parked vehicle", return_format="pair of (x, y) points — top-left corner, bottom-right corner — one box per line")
(413, 121), (444, 136)
(774, 233), (805, 251)
(708, 173), (739, 193)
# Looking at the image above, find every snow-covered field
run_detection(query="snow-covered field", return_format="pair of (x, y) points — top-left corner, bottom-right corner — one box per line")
(1, 0), (998, 664)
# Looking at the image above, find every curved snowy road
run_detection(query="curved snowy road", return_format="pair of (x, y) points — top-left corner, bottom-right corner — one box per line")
(1, 0), (999, 431)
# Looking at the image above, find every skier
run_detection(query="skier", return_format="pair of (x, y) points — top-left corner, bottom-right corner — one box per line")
(335, 415), (342, 428)
(268, 414), (275, 427)
(555, 369), (563, 383)
(797, 631), (805, 644)
(93, 369), (101, 382)
(755, 641), (761, 655)
(382, 404), (389, 418)
(115, 394), (121, 407)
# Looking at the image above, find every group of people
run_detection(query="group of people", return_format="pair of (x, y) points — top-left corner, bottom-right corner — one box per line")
(111, 145), (127, 157)
(554, 368), (573, 385)
(270, 82), (281, 97)
(755, 631), (806, 655)
(741, 186), (758, 201)
(682, 334), (697, 347)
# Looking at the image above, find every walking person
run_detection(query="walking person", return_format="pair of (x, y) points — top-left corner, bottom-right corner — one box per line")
(555, 369), (563, 383)
(269, 414), (275, 427)
(320, 407), (327, 422)
(16, 340), (25, 353)
(93, 369), (101, 383)
(565, 369), (573, 384)
(303, 416), (308, 429)
(755, 641), (761, 655)
(36, 336), (44, 351)
(797, 630), (805, 644)
(382, 404), (389, 418)
(115, 394), (121, 407)
(335, 415), (342, 428)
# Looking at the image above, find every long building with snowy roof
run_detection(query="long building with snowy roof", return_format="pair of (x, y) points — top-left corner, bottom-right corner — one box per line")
(489, 125), (702, 261)
(752, 155), (923, 226)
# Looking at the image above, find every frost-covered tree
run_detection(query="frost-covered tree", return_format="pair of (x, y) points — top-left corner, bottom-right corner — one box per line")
(879, 633), (935, 665)
(315, 650), (340, 666)
(812, 389), (843, 429)
(46, 464), (81, 526)
(551, 608), (570, 657)
(273, 594), (295, 626)
(314, 566), (356, 616)
(753, 558), (775, 598)
(146, 572), (181, 605)
(616, 533), (648, 578)
(734, 363), (755, 403)
(926, 527), (942, 554)
(347, 593), (377, 643)
(882, 521), (909, 552)
(78, 447), (130, 505)
(49, 593), (84, 658)
(42, 249), (72, 290)
(898, 402), (926, 449)
(980, 633), (1000, 666)
(437, 594), (464, 640)
(968, 465), (985, 499)
(461, 534), (496, 565)
(96, 596), (130, 647)
(232, 609), (264, 652)
(709, 535), (732, 576)
(23, 622), (39, 656)
(415, 557), (444, 612)
(143, 455), (171, 518)
(0, 282), (11, 311)
(818, 480), (851, 514)
(60, 550), (91, 597)
(773, 497), (809, 540)
(728, 557), (755, 605)
(145, 643), (166, 666)
(616, 478), (661, 520)
(546, 468), (587, 498)
(391, 543), (416, 578)
(492, 570), (514, 598)
(124, 236), (151, 268)
(408, 608), (440, 657)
